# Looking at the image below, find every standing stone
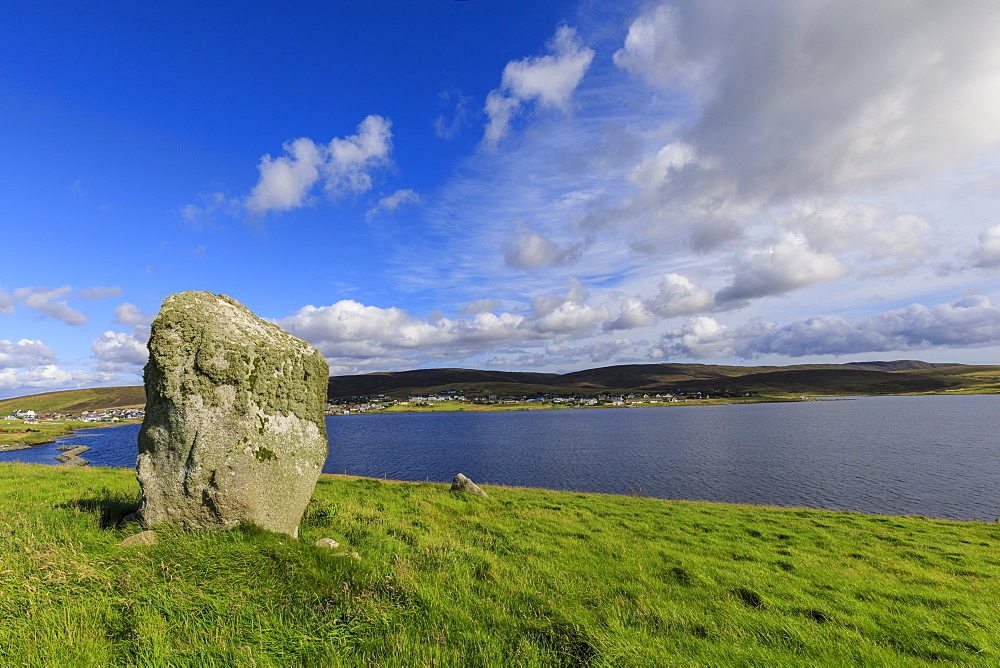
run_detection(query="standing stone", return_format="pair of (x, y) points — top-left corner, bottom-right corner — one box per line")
(135, 291), (329, 537)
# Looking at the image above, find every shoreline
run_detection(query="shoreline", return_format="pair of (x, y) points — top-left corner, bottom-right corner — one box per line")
(0, 418), (141, 458)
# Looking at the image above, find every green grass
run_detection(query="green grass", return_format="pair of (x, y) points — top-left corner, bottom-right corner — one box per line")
(2, 464), (999, 665)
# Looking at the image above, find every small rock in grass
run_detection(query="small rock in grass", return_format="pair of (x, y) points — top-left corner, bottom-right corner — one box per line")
(314, 538), (341, 549)
(331, 552), (360, 560)
(119, 530), (158, 547)
(451, 473), (488, 498)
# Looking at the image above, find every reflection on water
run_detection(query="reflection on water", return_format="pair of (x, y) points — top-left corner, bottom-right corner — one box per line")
(2, 395), (997, 520)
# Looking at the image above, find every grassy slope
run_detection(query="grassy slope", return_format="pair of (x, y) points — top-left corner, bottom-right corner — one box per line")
(0, 386), (145, 415)
(2, 464), (998, 665)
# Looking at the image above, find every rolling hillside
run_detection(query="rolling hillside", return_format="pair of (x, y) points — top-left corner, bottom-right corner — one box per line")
(2, 360), (994, 412)
(0, 386), (145, 415)
(328, 360), (988, 399)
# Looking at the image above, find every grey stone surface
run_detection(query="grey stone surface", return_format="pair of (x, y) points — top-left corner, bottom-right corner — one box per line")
(135, 291), (329, 537)
(450, 473), (488, 498)
(119, 530), (159, 547)
(314, 538), (341, 549)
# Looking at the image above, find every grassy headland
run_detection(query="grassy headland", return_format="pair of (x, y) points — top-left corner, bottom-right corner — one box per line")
(2, 463), (998, 665)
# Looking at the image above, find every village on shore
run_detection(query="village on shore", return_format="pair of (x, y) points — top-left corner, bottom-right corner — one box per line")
(4, 407), (145, 423)
(325, 389), (760, 414)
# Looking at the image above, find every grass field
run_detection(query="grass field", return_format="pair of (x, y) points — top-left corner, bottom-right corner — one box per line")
(2, 463), (998, 665)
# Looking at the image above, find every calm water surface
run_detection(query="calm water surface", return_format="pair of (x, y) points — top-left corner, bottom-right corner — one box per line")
(2, 395), (996, 520)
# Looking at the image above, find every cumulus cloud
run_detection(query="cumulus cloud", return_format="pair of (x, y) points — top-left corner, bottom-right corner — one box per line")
(604, 297), (656, 331)
(784, 202), (931, 260)
(0, 366), (119, 401)
(0, 288), (13, 315)
(76, 286), (122, 300)
(716, 234), (847, 305)
(654, 295), (1000, 360)
(246, 115), (393, 214)
(278, 299), (527, 367)
(461, 298), (503, 315)
(0, 339), (57, 368)
(503, 224), (582, 270)
(366, 189), (421, 221)
(112, 303), (154, 326)
(616, 1), (1000, 197)
(488, 338), (644, 368)
(278, 279), (615, 371)
(91, 331), (149, 373)
(12, 286), (88, 326)
(750, 296), (1000, 356)
(652, 316), (757, 360)
(647, 273), (715, 317)
(973, 225), (1000, 268)
(587, 0), (1000, 266)
(483, 25), (595, 147)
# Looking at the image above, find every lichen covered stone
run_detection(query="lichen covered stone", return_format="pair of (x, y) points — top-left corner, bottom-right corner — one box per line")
(135, 291), (329, 537)
(450, 473), (488, 498)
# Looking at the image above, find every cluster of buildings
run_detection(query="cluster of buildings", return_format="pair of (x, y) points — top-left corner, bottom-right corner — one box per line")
(325, 390), (754, 413)
(3, 408), (144, 423)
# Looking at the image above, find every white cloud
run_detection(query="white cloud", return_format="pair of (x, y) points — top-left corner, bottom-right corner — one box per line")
(0, 366), (121, 401)
(461, 298), (503, 315)
(12, 286), (88, 326)
(652, 316), (741, 360)
(0, 288), (13, 315)
(91, 331), (149, 373)
(0, 339), (57, 368)
(366, 189), (421, 221)
(615, 1), (1000, 197)
(973, 224), (1000, 268)
(112, 303), (154, 326)
(604, 297), (656, 331)
(744, 296), (1000, 357)
(278, 278), (617, 371)
(654, 295), (1000, 360)
(503, 224), (582, 270)
(647, 273), (715, 317)
(483, 25), (595, 147)
(246, 115), (393, 214)
(716, 234), (847, 305)
(246, 137), (324, 213)
(76, 286), (122, 300)
(783, 202), (931, 261)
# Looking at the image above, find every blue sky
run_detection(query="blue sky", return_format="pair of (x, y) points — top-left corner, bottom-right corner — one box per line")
(3, 0), (1000, 398)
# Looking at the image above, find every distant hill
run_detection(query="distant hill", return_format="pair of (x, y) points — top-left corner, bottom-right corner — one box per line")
(3, 360), (994, 412)
(328, 360), (995, 399)
(0, 386), (145, 415)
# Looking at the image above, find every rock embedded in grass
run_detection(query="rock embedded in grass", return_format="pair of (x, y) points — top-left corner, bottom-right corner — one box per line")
(134, 291), (329, 538)
(315, 538), (341, 548)
(451, 473), (489, 498)
(119, 530), (158, 547)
